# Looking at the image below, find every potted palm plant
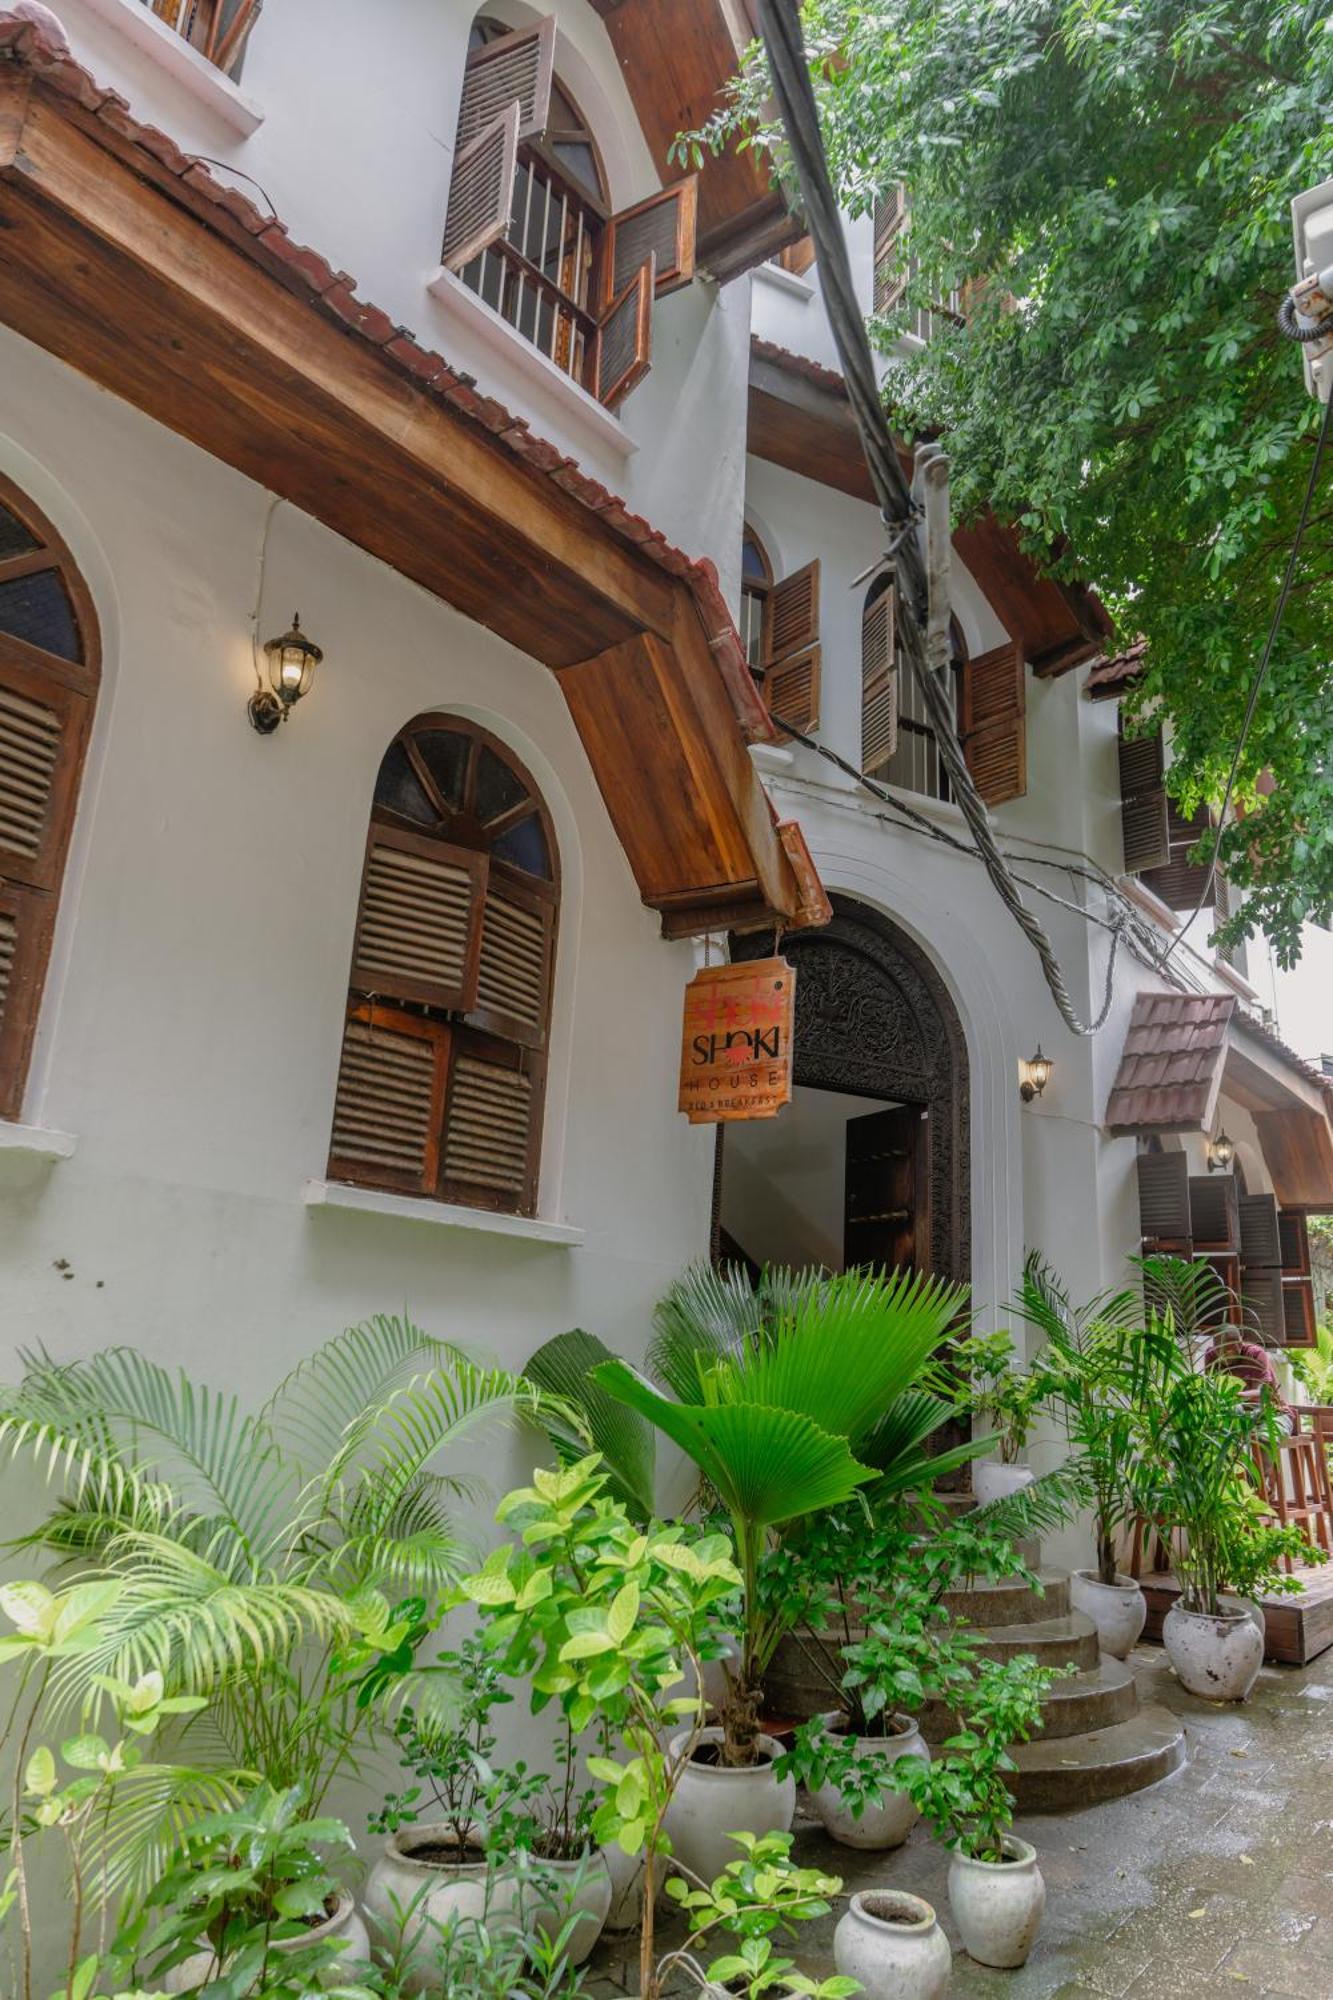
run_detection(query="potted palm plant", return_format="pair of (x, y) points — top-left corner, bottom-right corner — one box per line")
(554, 1263), (977, 1886)
(0, 1315), (541, 1904)
(1131, 1365), (1274, 1701)
(1019, 1257), (1184, 1657)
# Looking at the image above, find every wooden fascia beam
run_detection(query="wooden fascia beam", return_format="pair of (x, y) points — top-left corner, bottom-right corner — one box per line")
(557, 605), (808, 932)
(0, 76), (673, 668)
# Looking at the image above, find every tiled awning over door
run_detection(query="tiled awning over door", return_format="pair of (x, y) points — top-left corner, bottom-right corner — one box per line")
(1104, 992), (1235, 1134)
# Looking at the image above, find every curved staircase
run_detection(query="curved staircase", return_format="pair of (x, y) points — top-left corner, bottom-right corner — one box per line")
(765, 1558), (1187, 1814)
(931, 1568), (1187, 1810)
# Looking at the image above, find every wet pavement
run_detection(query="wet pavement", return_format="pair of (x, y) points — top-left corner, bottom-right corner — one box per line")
(586, 1644), (1333, 1999)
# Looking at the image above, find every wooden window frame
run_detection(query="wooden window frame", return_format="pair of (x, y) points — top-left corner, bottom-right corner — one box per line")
(330, 714), (558, 1218)
(0, 473), (99, 1123)
(149, 0), (262, 77)
(740, 527), (773, 675)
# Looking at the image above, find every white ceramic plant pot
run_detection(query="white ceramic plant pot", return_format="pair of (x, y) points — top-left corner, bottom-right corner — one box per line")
(1220, 1592), (1266, 1641)
(972, 1460), (1035, 1505)
(162, 1890), (369, 1993)
(662, 1727), (796, 1888)
(1070, 1569), (1147, 1661)
(504, 1849), (613, 1968)
(362, 1824), (511, 1989)
(949, 1835), (1046, 1968)
(602, 1839), (645, 1932)
(834, 1889), (952, 2000)
(1164, 1601), (1264, 1702)
(808, 1716), (927, 1850)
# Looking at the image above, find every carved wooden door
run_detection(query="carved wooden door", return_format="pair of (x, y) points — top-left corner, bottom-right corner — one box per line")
(843, 1103), (931, 1275)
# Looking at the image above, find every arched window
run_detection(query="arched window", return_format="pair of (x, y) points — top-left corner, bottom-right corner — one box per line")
(0, 475), (99, 1121)
(739, 528), (772, 673)
(441, 14), (697, 407)
(328, 716), (558, 1217)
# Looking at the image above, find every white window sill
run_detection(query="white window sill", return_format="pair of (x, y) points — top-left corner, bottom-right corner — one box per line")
(754, 262), (815, 302)
(76, 0), (264, 136)
(426, 267), (636, 462)
(0, 1122), (77, 1189)
(0, 1121), (77, 1161)
(303, 1178), (584, 1247)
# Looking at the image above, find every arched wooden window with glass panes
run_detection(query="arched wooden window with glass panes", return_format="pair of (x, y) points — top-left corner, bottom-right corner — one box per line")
(0, 475), (99, 1121)
(328, 716), (558, 1217)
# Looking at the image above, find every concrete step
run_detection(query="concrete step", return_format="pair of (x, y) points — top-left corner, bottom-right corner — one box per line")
(942, 1571), (1070, 1630)
(1009, 1702), (1187, 1811)
(972, 1611), (1101, 1673)
(918, 1656), (1139, 1745)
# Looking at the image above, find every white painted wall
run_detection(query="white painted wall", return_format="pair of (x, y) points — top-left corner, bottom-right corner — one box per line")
(0, 326), (717, 1414)
(52, 0), (749, 573)
(721, 1082), (897, 1272)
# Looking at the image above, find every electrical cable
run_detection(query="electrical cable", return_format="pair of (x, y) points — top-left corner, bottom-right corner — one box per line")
(1158, 384), (1333, 968)
(752, 0), (1119, 1036)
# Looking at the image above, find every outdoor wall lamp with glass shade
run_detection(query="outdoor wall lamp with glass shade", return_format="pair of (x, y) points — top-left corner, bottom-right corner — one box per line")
(1207, 1129), (1236, 1173)
(248, 614), (323, 734)
(1019, 1046), (1053, 1103)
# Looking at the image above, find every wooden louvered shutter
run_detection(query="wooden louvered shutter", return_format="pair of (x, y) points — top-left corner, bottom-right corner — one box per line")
(456, 17), (555, 147)
(442, 102), (521, 271)
(604, 179), (698, 300)
(440, 1037), (541, 1215)
(0, 654), (93, 1119)
(1278, 1210), (1317, 1348)
(1142, 800), (1214, 911)
(1189, 1173), (1239, 1250)
(471, 872), (555, 1051)
(1118, 726), (1170, 874)
(328, 1005), (450, 1197)
(1137, 1150), (1191, 1247)
(764, 560), (821, 737)
(861, 586), (897, 776)
(1241, 1267), (1285, 1346)
(1239, 1191), (1282, 1271)
(873, 187), (908, 313)
(594, 257), (654, 409)
(349, 825), (487, 1013)
(961, 639), (1026, 805)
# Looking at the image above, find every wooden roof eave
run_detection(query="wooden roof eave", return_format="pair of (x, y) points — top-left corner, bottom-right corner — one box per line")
(0, 56), (823, 939)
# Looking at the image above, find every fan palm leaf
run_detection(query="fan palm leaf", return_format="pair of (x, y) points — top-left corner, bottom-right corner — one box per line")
(591, 1361), (873, 1528)
(649, 1262), (769, 1400)
(523, 1329), (654, 1521)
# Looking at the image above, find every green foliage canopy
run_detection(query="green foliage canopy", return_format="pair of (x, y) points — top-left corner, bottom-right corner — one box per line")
(690, 0), (1333, 965)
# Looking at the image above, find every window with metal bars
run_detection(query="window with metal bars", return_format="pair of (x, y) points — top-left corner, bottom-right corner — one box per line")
(142, 0), (261, 76)
(0, 476), (99, 1123)
(327, 716), (559, 1217)
(454, 21), (608, 394)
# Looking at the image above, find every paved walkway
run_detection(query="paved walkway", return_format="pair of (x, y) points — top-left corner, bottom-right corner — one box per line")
(588, 1644), (1333, 1999)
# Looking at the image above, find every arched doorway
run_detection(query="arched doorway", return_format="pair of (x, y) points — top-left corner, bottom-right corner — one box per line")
(721, 896), (970, 1284)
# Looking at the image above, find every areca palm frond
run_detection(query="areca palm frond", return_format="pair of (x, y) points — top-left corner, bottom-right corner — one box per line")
(47, 1531), (357, 1719)
(964, 1464), (1088, 1543)
(79, 1762), (250, 1908)
(6, 1345), (294, 1564)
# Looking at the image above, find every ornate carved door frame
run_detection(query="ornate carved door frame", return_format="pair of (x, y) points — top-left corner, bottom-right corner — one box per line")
(730, 896), (970, 1285)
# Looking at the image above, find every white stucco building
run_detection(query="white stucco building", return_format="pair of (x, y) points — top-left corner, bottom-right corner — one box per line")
(1, 0), (1331, 1487)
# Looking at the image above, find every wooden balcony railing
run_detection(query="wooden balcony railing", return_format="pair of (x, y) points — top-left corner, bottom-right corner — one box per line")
(146, 0), (261, 76)
(458, 152), (602, 392)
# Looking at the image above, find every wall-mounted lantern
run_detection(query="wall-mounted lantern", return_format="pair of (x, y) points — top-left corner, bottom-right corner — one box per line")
(1207, 1128), (1236, 1174)
(248, 613), (323, 734)
(1019, 1046), (1052, 1103)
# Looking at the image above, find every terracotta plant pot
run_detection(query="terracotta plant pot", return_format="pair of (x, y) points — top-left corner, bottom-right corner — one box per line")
(807, 1714), (927, 1850)
(162, 1888), (369, 1992)
(833, 1889), (952, 2000)
(948, 1834), (1046, 1968)
(1070, 1569), (1147, 1660)
(972, 1461), (1035, 1505)
(662, 1726), (795, 1888)
(1163, 1600), (1264, 1702)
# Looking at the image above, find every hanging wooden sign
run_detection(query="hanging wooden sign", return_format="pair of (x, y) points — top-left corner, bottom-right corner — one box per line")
(678, 957), (795, 1124)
